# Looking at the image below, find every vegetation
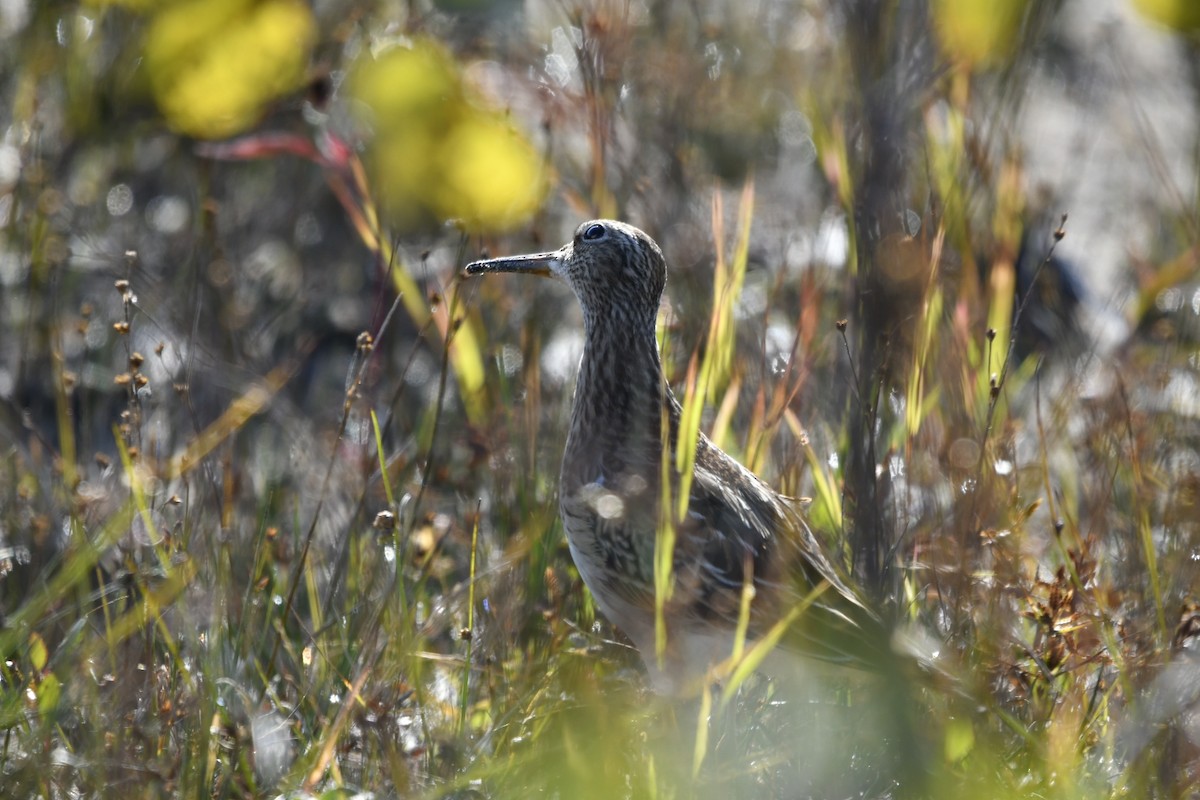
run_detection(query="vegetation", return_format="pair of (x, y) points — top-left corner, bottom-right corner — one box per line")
(1, 0), (1198, 797)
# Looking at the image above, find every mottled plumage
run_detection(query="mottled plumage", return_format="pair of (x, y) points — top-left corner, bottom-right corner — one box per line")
(467, 220), (878, 694)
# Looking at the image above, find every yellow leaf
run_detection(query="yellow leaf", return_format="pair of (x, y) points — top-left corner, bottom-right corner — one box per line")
(933, 0), (1028, 68)
(436, 115), (547, 231)
(371, 127), (441, 227)
(349, 38), (547, 232)
(37, 673), (61, 715)
(1133, 0), (1200, 32)
(28, 633), (48, 673)
(144, 0), (315, 139)
(87, 0), (164, 9)
(944, 718), (975, 762)
(348, 41), (463, 135)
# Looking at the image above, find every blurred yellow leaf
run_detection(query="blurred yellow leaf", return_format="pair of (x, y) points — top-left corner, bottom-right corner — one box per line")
(372, 126), (440, 220)
(448, 312), (487, 420)
(436, 115), (547, 231)
(37, 673), (61, 715)
(933, 0), (1028, 68)
(944, 718), (975, 762)
(88, 0), (164, 9)
(349, 41), (463, 135)
(349, 38), (547, 232)
(28, 632), (48, 673)
(144, 0), (315, 139)
(1133, 0), (1200, 32)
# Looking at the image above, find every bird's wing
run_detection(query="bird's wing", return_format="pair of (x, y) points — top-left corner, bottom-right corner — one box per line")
(679, 438), (885, 667)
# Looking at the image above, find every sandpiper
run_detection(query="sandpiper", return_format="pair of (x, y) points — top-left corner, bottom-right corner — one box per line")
(466, 220), (878, 694)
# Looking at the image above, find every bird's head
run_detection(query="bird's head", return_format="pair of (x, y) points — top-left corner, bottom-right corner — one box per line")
(465, 220), (667, 327)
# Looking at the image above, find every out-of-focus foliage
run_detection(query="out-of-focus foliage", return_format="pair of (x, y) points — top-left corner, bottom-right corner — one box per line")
(1133, 0), (1200, 32)
(86, 0), (161, 10)
(933, 0), (1030, 67)
(350, 38), (548, 232)
(142, 0), (316, 138)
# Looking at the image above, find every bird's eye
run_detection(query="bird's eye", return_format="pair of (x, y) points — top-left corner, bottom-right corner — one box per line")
(582, 223), (606, 241)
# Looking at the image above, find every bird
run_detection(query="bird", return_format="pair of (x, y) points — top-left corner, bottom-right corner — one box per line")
(465, 220), (881, 696)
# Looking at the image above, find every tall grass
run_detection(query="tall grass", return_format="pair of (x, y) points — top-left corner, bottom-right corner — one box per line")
(2, 1), (1199, 798)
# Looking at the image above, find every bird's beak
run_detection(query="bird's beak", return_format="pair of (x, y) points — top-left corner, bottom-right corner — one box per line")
(464, 251), (561, 279)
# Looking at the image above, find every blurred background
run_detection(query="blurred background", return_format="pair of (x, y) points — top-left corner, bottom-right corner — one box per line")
(1, 0), (1199, 797)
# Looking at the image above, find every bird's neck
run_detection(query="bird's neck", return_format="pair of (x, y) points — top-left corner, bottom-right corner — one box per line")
(563, 313), (681, 489)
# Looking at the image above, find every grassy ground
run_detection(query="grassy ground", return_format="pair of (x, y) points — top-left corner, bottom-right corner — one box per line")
(2, 1), (1199, 798)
